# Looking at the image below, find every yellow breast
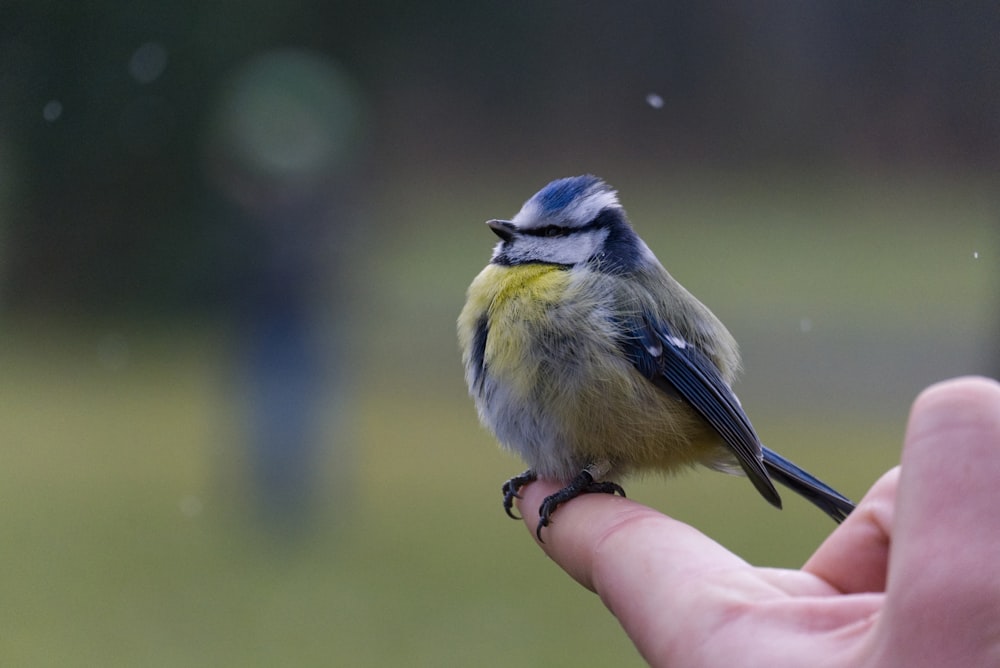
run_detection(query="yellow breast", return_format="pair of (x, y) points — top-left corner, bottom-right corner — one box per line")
(465, 263), (567, 314)
(458, 263), (569, 391)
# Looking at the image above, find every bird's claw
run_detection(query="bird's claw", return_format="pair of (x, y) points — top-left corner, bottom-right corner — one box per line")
(502, 469), (538, 519)
(534, 470), (626, 542)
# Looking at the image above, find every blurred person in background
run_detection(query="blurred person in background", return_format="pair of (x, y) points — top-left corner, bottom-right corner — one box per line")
(203, 49), (367, 536)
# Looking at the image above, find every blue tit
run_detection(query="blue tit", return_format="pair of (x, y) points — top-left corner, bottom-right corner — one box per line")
(458, 175), (855, 539)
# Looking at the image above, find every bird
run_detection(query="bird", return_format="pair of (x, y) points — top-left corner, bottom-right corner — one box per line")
(457, 175), (855, 540)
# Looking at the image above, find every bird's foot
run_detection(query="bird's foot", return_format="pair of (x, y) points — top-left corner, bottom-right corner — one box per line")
(536, 468), (625, 542)
(502, 469), (538, 519)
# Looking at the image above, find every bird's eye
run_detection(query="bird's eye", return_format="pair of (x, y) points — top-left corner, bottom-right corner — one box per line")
(543, 226), (563, 237)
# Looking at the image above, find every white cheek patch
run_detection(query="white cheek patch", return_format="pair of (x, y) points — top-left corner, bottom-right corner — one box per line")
(492, 227), (610, 266)
(536, 228), (610, 265)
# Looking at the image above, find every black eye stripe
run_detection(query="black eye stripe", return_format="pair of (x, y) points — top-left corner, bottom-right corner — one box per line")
(522, 219), (605, 238)
(519, 224), (568, 237)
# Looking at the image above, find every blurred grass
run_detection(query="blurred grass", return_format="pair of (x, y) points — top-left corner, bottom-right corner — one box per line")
(0, 170), (996, 666)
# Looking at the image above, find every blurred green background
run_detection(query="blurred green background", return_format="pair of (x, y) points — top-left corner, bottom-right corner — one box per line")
(1, 3), (998, 666)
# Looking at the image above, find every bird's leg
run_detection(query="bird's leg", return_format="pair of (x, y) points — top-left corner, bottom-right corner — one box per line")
(502, 469), (538, 519)
(536, 464), (625, 541)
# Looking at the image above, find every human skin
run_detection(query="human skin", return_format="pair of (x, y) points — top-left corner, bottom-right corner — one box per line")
(517, 376), (1000, 667)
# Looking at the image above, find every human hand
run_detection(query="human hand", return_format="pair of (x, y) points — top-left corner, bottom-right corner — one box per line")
(518, 376), (1000, 667)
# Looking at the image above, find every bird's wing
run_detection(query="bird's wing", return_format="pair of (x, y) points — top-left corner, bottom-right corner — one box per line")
(617, 311), (782, 508)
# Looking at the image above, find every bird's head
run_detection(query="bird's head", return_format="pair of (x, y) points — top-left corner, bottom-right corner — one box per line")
(487, 175), (648, 271)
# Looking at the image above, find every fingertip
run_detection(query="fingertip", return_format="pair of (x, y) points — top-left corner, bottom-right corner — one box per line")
(903, 376), (1000, 480)
(909, 376), (1000, 430)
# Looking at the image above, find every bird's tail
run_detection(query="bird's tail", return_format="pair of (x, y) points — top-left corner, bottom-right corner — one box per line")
(762, 447), (855, 523)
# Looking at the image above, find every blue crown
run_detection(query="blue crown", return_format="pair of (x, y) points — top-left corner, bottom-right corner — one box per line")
(531, 175), (606, 214)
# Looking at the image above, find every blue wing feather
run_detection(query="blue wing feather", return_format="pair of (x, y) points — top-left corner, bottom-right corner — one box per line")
(618, 312), (782, 508)
(618, 310), (856, 522)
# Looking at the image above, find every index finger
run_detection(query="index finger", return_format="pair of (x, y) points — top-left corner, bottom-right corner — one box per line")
(517, 480), (881, 666)
(518, 481), (770, 612)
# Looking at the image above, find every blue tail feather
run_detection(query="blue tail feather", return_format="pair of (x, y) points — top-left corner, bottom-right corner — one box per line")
(762, 447), (855, 523)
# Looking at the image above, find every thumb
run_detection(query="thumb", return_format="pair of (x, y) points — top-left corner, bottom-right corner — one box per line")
(879, 376), (1000, 659)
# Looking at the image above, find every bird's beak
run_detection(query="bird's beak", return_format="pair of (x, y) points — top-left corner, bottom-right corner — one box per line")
(487, 219), (516, 242)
